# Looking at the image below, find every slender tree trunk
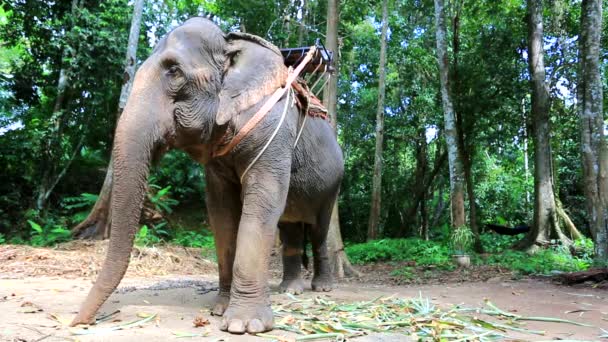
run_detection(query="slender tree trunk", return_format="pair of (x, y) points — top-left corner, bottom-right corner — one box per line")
(323, 0), (360, 279)
(579, 0), (607, 259)
(367, 0), (389, 241)
(420, 191), (429, 240)
(402, 134), (446, 237)
(402, 130), (428, 236)
(451, 4), (482, 251)
(431, 181), (447, 229)
(35, 0), (81, 211)
(522, 98), (531, 209)
(297, 0), (307, 46)
(518, 0), (569, 251)
(434, 0), (466, 230)
(72, 0), (145, 239)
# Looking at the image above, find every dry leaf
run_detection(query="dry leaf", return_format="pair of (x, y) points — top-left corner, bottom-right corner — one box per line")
(279, 315), (296, 325)
(193, 314), (210, 327)
(48, 313), (71, 326)
(19, 301), (43, 313)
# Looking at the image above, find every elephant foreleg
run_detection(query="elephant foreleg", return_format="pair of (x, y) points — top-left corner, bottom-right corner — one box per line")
(205, 168), (241, 316)
(221, 169), (290, 334)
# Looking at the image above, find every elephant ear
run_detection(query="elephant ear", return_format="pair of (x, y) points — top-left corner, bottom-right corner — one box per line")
(216, 32), (288, 126)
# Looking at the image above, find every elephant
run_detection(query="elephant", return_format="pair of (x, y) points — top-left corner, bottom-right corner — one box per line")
(70, 17), (344, 335)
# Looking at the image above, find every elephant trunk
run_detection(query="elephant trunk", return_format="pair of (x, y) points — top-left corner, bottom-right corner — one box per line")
(71, 93), (162, 326)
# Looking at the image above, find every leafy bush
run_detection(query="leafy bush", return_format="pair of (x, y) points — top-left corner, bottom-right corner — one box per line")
(450, 225), (474, 254)
(62, 192), (99, 224)
(479, 233), (519, 253)
(349, 236), (592, 276)
(135, 225), (162, 246)
(172, 230), (214, 249)
(0, 233), (5, 244)
(345, 238), (451, 267)
(26, 220), (71, 246)
(480, 247), (591, 275)
(147, 180), (179, 215)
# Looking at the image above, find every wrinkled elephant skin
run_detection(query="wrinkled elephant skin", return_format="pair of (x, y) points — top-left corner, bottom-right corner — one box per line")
(70, 18), (344, 335)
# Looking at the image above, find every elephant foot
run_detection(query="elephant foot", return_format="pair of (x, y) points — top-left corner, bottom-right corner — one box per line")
(311, 275), (333, 292)
(279, 278), (305, 295)
(220, 303), (274, 334)
(211, 293), (230, 316)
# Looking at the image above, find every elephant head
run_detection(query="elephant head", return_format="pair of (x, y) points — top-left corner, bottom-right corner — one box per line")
(70, 18), (287, 326)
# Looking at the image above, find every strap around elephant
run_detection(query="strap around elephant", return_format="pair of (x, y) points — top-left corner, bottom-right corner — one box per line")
(211, 46), (318, 158)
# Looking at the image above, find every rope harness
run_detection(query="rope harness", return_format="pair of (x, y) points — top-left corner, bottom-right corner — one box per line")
(211, 45), (331, 182)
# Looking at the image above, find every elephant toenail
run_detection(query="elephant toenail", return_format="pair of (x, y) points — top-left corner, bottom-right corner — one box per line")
(228, 319), (245, 334)
(247, 319), (265, 333)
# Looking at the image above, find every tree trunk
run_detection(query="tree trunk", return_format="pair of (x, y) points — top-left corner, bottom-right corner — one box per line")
(367, 0), (389, 241)
(297, 0), (307, 46)
(72, 0), (145, 239)
(401, 133), (446, 237)
(401, 130), (428, 236)
(451, 3), (482, 251)
(522, 98), (531, 209)
(518, 0), (569, 252)
(35, 0), (81, 211)
(323, 0), (360, 279)
(579, 0), (607, 259)
(434, 0), (466, 230)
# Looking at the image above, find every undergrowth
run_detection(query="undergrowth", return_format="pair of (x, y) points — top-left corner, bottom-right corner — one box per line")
(345, 238), (452, 268)
(346, 234), (594, 277)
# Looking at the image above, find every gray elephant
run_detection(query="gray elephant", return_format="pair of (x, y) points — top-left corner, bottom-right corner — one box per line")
(70, 18), (344, 334)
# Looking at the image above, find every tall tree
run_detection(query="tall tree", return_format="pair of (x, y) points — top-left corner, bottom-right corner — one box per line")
(579, 0), (607, 259)
(297, 0), (307, 46)
(367, 0), (389, 241)
(450, 0), (482, 251)
(434, 0), (466, 229)
(35, 0), (83, 211)
(519, 0), (569, 251)
(72, 0), (145, 239)
(324, 0), (360, 278)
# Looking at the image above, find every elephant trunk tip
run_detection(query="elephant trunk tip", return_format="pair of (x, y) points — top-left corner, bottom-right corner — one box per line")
(70, 312), (96, 327)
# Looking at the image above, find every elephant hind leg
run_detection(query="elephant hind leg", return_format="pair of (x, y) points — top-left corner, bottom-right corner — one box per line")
(278, 222), (307, 295)
(310, 200), (335, 292)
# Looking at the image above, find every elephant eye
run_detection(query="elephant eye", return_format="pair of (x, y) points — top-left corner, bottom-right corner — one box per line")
(167, 65), (181, 76)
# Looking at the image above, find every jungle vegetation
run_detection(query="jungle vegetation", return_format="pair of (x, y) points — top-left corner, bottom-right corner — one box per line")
(0, 0), (607, 274)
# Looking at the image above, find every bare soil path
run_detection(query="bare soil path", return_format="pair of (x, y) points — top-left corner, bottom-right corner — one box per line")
(1, 244), (607, 341)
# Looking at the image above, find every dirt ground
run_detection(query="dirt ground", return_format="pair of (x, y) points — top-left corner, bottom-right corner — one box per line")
(1, 244), (607, 341)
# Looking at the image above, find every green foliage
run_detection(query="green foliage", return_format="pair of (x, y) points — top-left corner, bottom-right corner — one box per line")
(345, 238), (452, 267)
(62, 193), (99, 210)
(0, 0), (599, 260)
(480, 248), (591, 275)
(352, 235), (592, 277)
(172, 230), (214, 249)
(479, 234), (519, 253)
(135, 225), (161, 246)
(26, 220), (71, 246)
(389, 266), (416, 280)
(148, 177), (180, 215)
(134, 224), (215, 260)
(62, 192), (99, 224)
(0, 233), (6, 244)
(450, 225), (474, 254)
